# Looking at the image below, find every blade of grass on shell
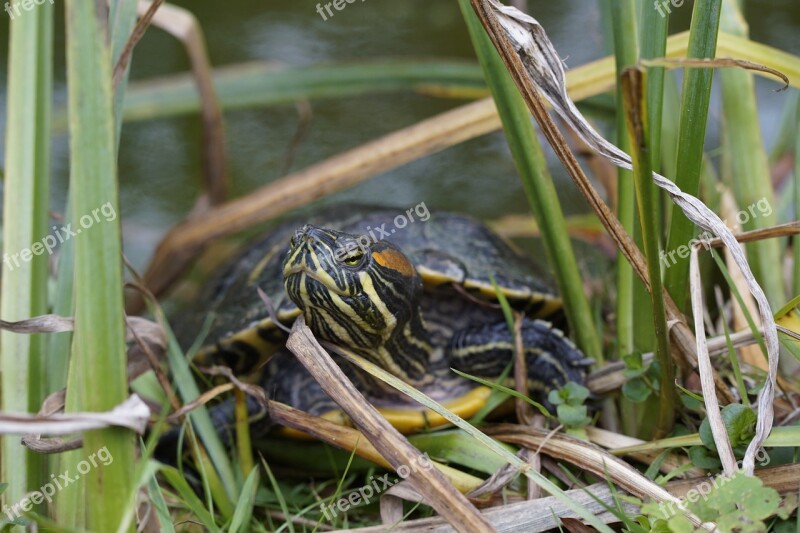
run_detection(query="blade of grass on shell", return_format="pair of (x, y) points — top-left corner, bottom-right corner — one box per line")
(64, 0), (141, 527)
(459, 0), (603, 363)
(1, 0), (52, 509)
(663, 0), (723, 309)
(460, 277), (513, 425)
(719, 0), (783, 307)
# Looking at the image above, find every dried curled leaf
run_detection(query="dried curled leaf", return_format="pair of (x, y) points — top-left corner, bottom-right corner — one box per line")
(0, 394), (150, 436)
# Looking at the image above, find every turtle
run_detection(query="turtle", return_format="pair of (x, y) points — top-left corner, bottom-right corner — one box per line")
(175, 206), (591, 440)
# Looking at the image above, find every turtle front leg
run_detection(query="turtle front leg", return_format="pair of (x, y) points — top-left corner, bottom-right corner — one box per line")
(447, 318), (592, 399)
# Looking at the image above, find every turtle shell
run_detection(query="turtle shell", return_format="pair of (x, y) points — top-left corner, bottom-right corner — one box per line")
(178, 206), (563, 373)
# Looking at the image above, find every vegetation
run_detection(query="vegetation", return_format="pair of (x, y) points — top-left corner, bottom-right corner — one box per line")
(1, 0), (799, 531)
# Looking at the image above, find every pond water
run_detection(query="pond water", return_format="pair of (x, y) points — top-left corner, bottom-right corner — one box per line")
(0, 0), (797, 271)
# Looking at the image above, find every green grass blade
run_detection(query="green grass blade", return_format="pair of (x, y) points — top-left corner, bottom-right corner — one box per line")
(64, 0), (135, 528)
(612, 425), (800, 453)
(717, 303), (748, 404)
(147, 471), (176, 533)
(51, 60), (487, 128)
(109, 0), (139, 147)
(56, 2), (136, 524)
(709, 249), (768, 357)
(719, 0), (783, 307)
(160, 466), (221, 532)
(260, 457), (296, 533)
(663, 0), (723, 308)
(458, 0), (603, 362)
(640, 0), (670, 174)
(1, 0), (53, 509)
(607, 0), (639, 364)
(409, 430), (510, 475)
(451, 368), (553, 419)
(162, 324), (238, 508)
(796, 97), (800, 297)
(228, 467), (259, 533)
(620, 69), (675, 437)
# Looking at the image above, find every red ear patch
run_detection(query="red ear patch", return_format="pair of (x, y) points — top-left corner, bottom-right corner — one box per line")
(371, 248), (415, 277)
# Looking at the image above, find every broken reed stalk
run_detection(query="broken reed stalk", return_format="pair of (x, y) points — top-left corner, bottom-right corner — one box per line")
(467, 0), (732, 401)
(284, 316), (495, 533)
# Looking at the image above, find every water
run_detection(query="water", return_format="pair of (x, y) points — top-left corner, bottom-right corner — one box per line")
(0, 0), (797, 271)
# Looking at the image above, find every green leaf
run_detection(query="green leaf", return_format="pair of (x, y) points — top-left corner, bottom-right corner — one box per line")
(688, 445), (722, 470)
(622, 378), (652, 403)
(699, 404), (757, 451)
(679, 392), (705, 412)
(666, 514), (695, 533)
(547, 389), (565, 406)
(556, 404), (591, 428)
(562, 382), (590, 405)
(622, 352), (647, 378)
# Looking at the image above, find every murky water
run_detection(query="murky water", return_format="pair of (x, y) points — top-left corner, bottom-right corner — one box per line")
(0, 0), (797, 271)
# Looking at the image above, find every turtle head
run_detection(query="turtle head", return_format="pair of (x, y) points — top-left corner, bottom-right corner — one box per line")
(282, 225), (423, 350)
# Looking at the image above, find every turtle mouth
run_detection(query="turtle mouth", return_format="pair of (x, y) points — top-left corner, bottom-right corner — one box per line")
(283, 264), (351, 298)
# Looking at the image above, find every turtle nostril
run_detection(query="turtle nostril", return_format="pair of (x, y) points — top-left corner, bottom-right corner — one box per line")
(291, 227), (308, 249)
